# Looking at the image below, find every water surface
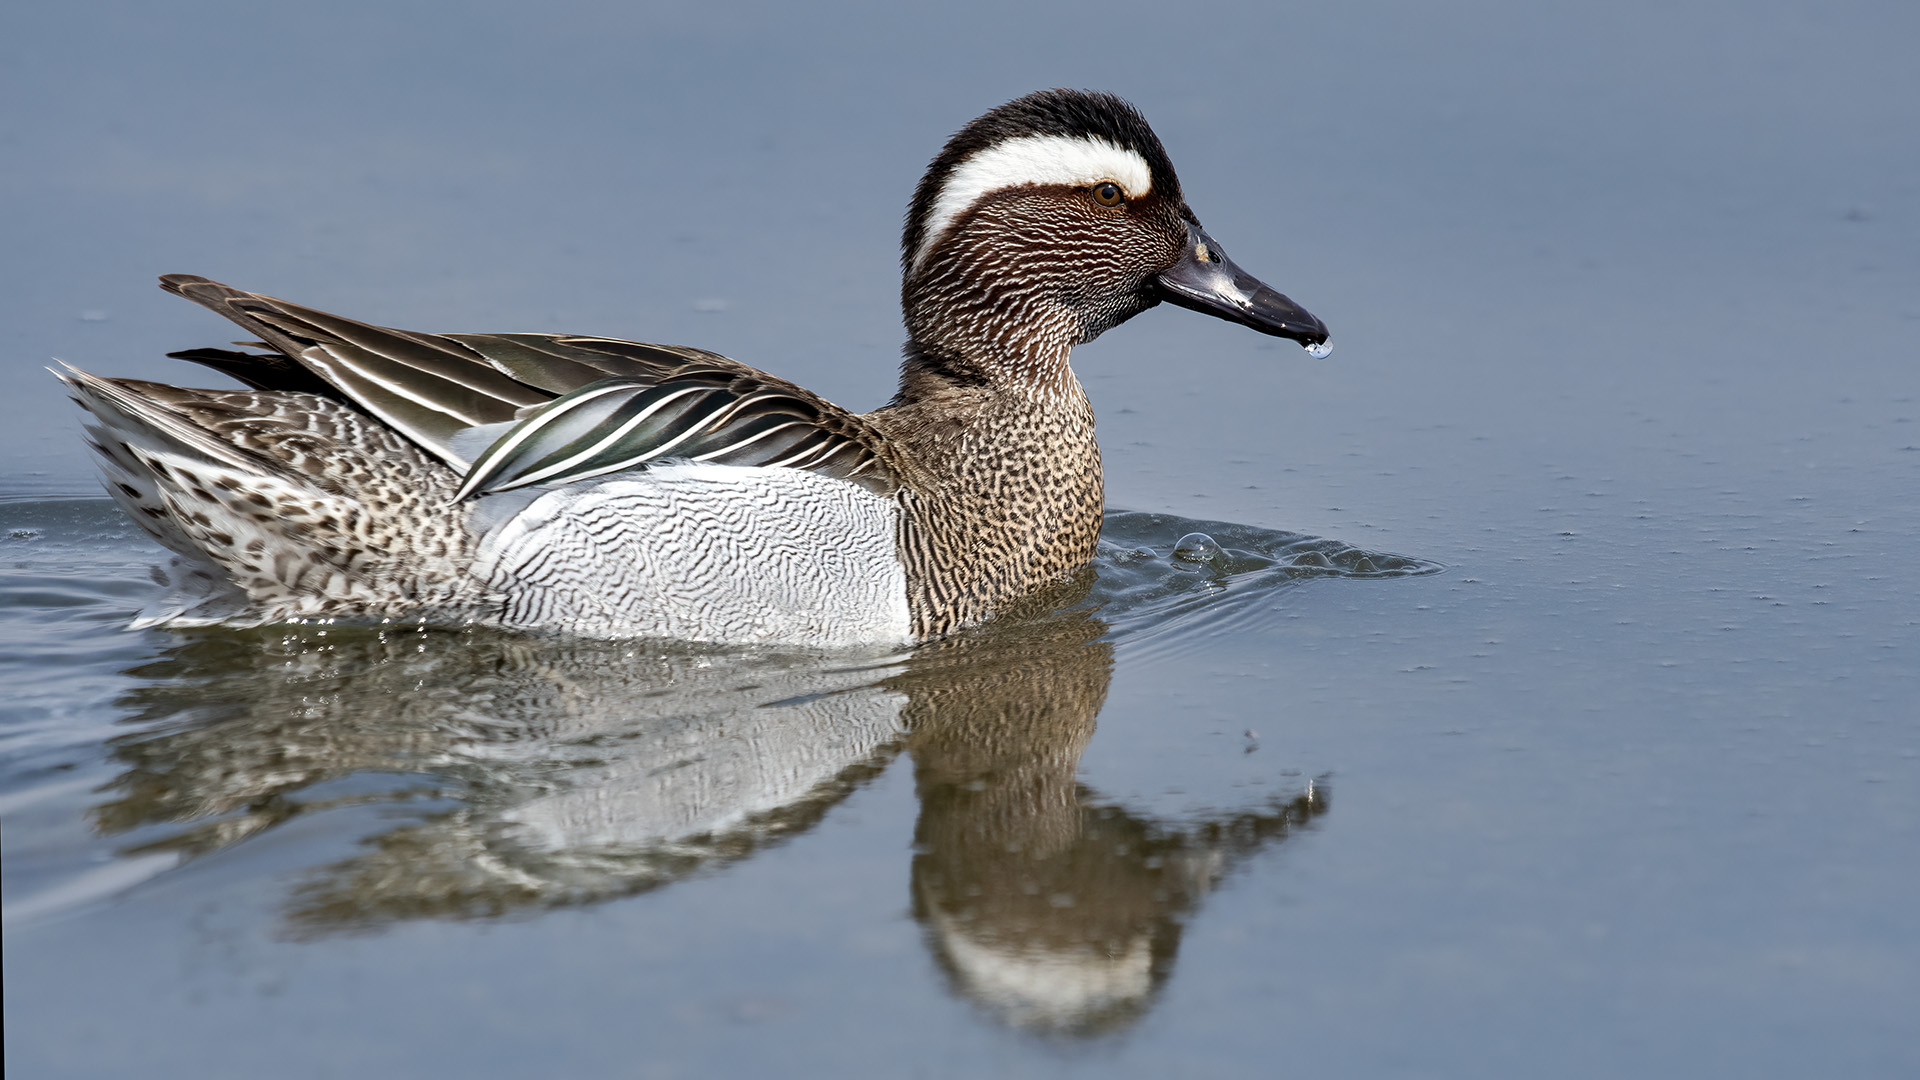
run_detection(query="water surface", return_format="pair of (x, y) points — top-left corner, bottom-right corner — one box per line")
(4, 0), (1917, 1076)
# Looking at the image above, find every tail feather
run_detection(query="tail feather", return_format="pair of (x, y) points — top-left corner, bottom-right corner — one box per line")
(59, 363), (287, 480)
(60, 365), (364, 615)
(58, 364), (481, 627)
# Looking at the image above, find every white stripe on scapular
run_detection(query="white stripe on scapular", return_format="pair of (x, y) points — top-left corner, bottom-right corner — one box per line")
(912, 134), (1153, 272)
(471, 384), (713, 495)
(456, 380), (646, 496)
(631, 391), (789, 463)
(689, 418), (808, 461)
(764, 435), (836, 469)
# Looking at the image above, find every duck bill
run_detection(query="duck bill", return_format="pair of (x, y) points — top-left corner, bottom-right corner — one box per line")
(1156, 223), (1329, 352)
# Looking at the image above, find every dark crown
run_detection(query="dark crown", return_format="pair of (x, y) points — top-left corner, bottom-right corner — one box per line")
(901, 90), (1189, 273)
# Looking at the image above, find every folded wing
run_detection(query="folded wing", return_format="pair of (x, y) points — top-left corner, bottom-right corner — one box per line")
(160, 275), (898, 497)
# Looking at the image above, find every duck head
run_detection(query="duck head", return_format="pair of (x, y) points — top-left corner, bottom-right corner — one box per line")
(901, 89), (1329, 379)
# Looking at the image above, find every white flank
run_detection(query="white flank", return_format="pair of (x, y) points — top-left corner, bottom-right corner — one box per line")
(912, 134), (1153, 272)
(474, 462), (912, 646)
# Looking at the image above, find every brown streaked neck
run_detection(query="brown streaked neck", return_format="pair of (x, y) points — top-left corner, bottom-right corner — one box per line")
(870, 323), (1097, 472)
(886, 246), (1087, 409)
(866, 324), (1105, 640)
(886, 339), (1084, 413)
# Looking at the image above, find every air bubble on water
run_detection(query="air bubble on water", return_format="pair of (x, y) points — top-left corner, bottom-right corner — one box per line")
(1172, 532), (1224, 563)
(1303, 339), (1333, 359)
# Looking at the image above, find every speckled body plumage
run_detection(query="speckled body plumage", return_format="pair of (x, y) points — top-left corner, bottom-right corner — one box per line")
(68, 377), (483, 626)
(61, 89), (1330, 644)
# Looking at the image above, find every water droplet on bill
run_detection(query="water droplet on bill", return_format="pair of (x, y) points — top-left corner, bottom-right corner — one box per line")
(1303, 339), (1332, 359)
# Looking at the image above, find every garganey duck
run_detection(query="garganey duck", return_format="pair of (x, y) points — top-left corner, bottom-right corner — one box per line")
(61, 89), (1329, 645)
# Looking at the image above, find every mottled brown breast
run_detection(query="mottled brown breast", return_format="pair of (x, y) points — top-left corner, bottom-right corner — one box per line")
(872, 380), (1105, 640)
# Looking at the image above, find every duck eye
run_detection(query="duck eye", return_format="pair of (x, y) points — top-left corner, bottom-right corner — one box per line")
(1091, 181), (1124, 207)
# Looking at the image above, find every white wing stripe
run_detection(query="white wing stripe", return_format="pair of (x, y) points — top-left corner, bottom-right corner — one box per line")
(464, 380), (655, 477)
(506, 385), (711, 488)
(689, 419), (809, 461)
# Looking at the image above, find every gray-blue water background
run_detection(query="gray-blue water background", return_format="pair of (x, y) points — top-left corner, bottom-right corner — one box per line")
(3, 1), (1916, 1076)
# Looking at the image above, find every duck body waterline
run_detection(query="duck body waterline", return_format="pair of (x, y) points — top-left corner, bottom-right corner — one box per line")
(61, 90), (1329, 645)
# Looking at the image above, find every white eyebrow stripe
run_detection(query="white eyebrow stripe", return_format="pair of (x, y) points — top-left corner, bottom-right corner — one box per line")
(913, 134), (1153, 272)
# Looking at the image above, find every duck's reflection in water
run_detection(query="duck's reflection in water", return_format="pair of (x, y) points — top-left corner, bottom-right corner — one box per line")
(98, 579), (1325, 1036)
(103, 634), (913, 921)
(899, 605), (1325, 1035)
